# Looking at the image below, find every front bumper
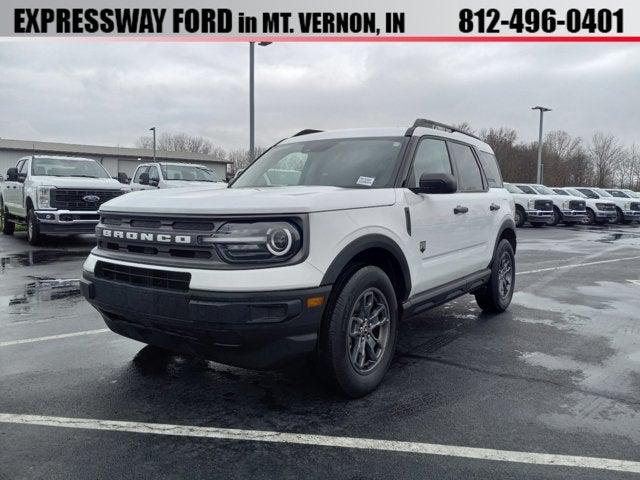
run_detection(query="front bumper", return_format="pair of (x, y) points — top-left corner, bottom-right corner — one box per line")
(36, 210), (99, 234)
(561, 210), (587, 222)
(623, 210), (640, 221)
(595, 210), (617, 220)
(80, 271), (331, 369)
(526, 209), (554, 221)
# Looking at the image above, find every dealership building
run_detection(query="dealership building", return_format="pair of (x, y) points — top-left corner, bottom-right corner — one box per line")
(0, 138), (232, 180)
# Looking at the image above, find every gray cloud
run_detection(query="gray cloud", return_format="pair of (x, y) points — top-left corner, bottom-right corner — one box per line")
(0, 41), (639, 150)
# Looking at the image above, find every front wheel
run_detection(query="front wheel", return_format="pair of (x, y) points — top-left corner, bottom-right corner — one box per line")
(615, 208), (624, 224)
(549, 207), (562, 226)
(514, 207), (526, 228)
(27, 208), (41, 245)
(1, 202), (15, 235)
(319, 266), (398, 398)
(475, 239), (516, 313)
(585, 209), (596, 225)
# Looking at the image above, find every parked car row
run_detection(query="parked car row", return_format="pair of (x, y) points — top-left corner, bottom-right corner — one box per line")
(504, 182), (640, 228)
(0, 155), (227, 245)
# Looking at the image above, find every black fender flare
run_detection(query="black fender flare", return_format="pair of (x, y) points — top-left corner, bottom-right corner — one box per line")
(320, 234), (412, 296)
(491, 218), (517, 265)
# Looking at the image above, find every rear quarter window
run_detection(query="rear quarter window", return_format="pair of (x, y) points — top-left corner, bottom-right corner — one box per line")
(477, 151), (503, 188)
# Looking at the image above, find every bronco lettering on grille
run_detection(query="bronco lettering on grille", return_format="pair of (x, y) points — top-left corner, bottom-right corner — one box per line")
(99, 229), (192, 244)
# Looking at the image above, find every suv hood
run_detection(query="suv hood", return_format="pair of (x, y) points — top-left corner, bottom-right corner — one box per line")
(100, 186), (397, 215)
(33, 176), (124, 189)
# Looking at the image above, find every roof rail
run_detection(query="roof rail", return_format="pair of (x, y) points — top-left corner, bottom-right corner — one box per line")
(292, 129), (323, 137)
(405, 118), (482, 141)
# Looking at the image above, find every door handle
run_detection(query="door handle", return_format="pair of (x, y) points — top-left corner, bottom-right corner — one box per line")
(490, 203), (501, 211)
(454, 206), (469, 214)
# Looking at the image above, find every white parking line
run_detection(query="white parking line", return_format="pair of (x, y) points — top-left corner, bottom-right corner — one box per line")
(517, 255), (640, 276)
(0, 329), (109, 347)
(1, 413), (639, 474)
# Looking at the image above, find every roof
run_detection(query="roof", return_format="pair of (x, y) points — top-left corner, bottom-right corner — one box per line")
(0, 138), (232, 164)
(280, 127), (494, 153)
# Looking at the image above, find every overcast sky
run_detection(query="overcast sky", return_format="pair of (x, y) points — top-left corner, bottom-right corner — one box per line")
(1, 41), (639, 151)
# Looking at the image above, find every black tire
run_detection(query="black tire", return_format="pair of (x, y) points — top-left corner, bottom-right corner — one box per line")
(549, 207), (562, 226)
(585, 208), (596, 225)
(514, 206), (526, 228)
(319, 265), (398, 398)
(615, 208), (624, 224)
(26, 208), (41, 245)
(1, 201), (15, 235)
(530, 222), (546, 228)
(475, 239), (516, 313)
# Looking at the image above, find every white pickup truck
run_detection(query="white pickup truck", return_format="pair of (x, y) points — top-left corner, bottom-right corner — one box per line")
(0, 155), (129, 245)
(129, 162), (227, 191)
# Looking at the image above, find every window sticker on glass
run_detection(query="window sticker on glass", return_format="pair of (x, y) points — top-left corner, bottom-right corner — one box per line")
(356, 176), (375, 187)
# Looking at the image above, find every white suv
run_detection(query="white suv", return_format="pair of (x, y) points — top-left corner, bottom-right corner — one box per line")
(81, 120), (517, 397)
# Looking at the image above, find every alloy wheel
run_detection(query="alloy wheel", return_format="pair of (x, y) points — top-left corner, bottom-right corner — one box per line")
(347, 287), (390, 374)
(497, 251), (513, 299)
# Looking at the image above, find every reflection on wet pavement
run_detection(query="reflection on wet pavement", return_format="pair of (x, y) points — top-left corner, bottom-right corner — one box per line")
(0, 250), (89, 273)
(1, 277), (82, 321)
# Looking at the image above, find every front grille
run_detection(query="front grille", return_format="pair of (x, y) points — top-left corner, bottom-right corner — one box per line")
(568, 200), (586, 210)
(94, 261), (191, 291)
(631, 202), (640, 211)
(534, 200), (553, 211)
(596, 203), (616, 211)
(52, 189), (124, 211)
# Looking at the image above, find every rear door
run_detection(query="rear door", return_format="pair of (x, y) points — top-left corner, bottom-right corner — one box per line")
(447, 141), (494, 274)
(403, 136), (472, 292)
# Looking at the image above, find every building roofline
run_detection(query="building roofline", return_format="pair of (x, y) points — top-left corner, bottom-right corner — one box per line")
(0, 138), (233, 164)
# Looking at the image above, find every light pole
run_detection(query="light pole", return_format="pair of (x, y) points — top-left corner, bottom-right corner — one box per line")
(149, 127), (156, 162)
(531, 106), (551, 184)
(249, 42), (272, 162)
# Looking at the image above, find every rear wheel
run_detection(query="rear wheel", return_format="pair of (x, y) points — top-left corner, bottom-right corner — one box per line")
(514, 206), (526, 228)
(319, 265), (398, 398)
(475, 239), (516, 313)
(1, 201), (15, 235)
(26, 208), (41, 245)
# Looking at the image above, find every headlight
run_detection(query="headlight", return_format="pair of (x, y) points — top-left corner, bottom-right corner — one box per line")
(202, 221), (302, 263)
(37, 186), (55, 210)
(528, 199), (536, 209)
(624, 202), (631, 210)
(562, 200), (570, 209)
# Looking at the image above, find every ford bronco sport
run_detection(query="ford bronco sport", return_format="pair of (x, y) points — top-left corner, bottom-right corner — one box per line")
(81, 119), (517, 397)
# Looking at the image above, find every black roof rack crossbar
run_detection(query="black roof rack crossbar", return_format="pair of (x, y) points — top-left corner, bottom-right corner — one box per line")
(292, 129), (323, 137)
(405, 118), (482, 141)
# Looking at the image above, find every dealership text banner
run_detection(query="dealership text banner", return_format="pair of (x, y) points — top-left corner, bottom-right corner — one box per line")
(3, 0), (640, 40)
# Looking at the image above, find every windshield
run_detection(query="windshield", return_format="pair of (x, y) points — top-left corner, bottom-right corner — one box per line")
(31, 157), (111, 179)
(553, 188), (569, 196)
(607, 190), (629, 198)
(576, 188), (599, 199)
(504, 183), (524, 194)
(565, 188), (587, 198)
(516, 184), (537, 194)
(232, 137), (406, 188)
(593, 188), (612, 197)
(160, 164), (221, 182)
(625, 190), (640, 198)
(532, 185), (555, 195)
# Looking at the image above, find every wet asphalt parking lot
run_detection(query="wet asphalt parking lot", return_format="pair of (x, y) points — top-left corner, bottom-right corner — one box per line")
(1, 224), (640, 479)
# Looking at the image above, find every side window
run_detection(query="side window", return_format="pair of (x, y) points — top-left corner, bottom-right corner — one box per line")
(15, 159), (25, 173)
(18, 159), (29, 174)
(449, 143), (484, 192)
(147, 166), (160, 182)
(477, 151), (503, 188)
(133, 166), (148, 183)
(407, 138), (452, 188)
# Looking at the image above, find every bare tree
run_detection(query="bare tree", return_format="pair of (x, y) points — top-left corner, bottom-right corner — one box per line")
(135, 131), (224, 157)
(589, 132), (624, 187)
(227, 146), (267, 174)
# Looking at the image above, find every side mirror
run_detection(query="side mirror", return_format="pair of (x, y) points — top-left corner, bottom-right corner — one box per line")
(412, 173), (458, 194)
(139, 172), (149, 185)
(117, 172), (129, 184)
(149, 178), (159, 187)
(6, 167), (18, 182)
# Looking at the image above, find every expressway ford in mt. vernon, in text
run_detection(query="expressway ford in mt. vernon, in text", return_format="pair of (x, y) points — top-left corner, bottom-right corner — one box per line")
(81, 119), (517, 397)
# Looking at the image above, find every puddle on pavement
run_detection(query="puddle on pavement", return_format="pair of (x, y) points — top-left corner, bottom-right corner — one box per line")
(0, 250), (89, 273)
(2, 276), (81, 319)
(594, 232), (640, 244)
